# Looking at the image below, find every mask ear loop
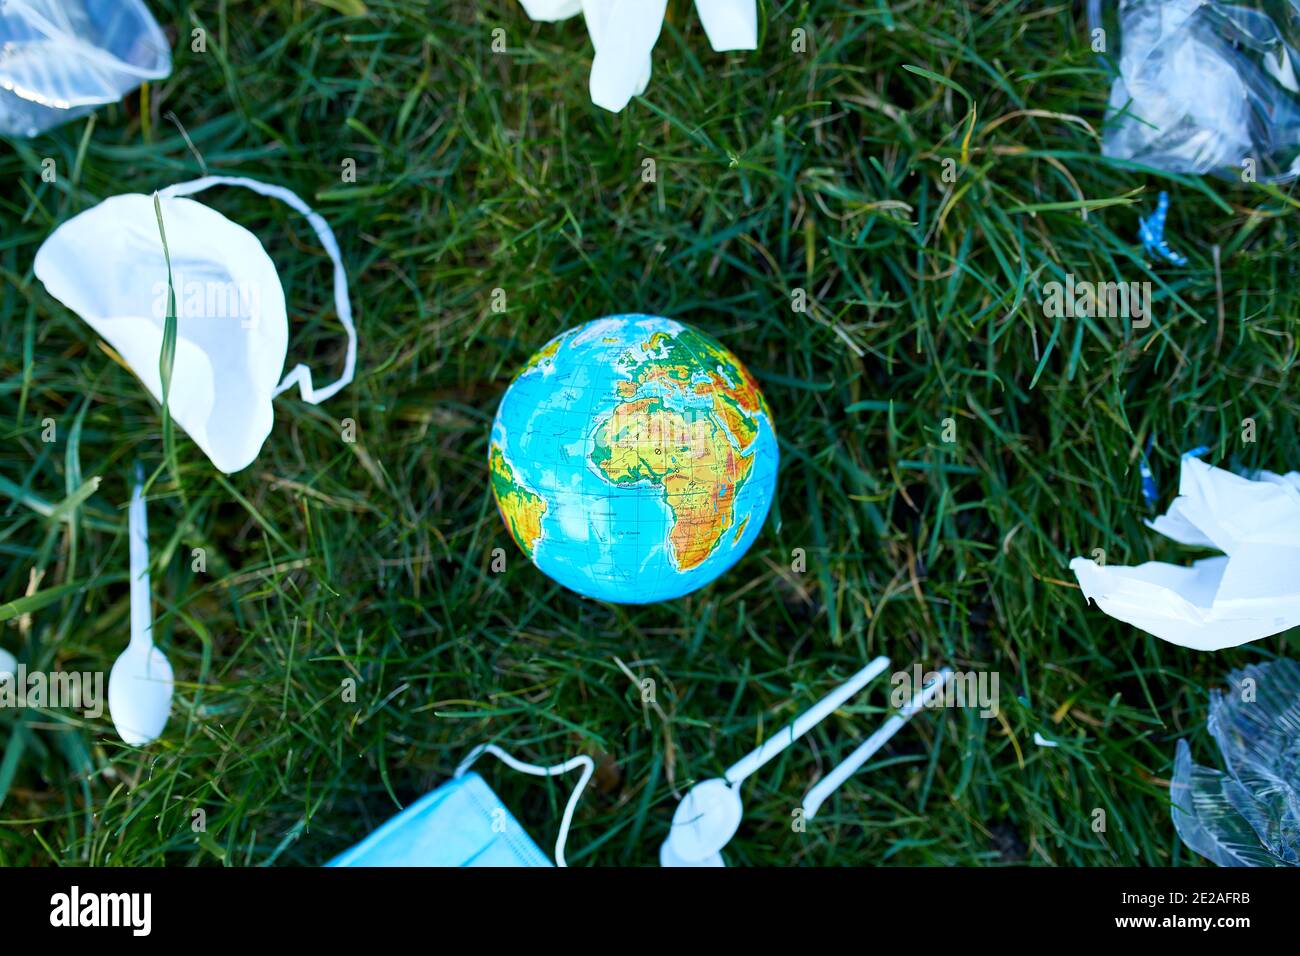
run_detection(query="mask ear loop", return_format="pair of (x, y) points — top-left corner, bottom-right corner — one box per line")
(156, 175), (357, 405)
(455, 743), (595, 868)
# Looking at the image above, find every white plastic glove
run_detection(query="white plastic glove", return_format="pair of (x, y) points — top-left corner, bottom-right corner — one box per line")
(518, 0), (757, 113)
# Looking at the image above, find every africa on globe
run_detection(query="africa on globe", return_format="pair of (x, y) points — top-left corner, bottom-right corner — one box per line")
(489, 315), (778, 603)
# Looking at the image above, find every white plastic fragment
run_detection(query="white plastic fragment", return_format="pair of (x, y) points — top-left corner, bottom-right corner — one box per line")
(1071, 454), (1300, 651)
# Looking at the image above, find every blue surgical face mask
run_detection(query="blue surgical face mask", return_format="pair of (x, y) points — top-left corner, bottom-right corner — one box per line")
(327, 745), (593, 868)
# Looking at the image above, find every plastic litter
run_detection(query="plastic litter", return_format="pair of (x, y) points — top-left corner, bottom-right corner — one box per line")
(327, 743), (595, 867)
(1139, 435), (1159, 509)
(0, 0), (171, 137)
(1138, 191), (1188, 266)
(106, 464), (173, 746)
(1093, 0), (1300, 182)
(34, 175), (358, 474)
(661, 658), (952, 866)
(1171, 659), (1300, 866)
(1071, 450), (1300, 651)
(517, 0), (757, 113)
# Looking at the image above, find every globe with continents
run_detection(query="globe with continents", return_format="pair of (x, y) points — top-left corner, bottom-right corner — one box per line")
(489, 315), (778, 603)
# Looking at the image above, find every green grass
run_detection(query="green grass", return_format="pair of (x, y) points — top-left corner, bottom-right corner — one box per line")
(2, 0), (1298, 867)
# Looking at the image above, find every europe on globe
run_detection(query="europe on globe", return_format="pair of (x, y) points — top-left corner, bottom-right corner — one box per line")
(489, 315), (779, 603)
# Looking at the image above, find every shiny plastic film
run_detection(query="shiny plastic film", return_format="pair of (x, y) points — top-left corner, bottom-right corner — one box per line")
(1094, 0), (1300, 182)
(1171, 660), (1300, 866)
(0, 0), (171, 137)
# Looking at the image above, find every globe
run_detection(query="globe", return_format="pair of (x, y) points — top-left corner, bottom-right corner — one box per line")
(489, 315), (779, 603)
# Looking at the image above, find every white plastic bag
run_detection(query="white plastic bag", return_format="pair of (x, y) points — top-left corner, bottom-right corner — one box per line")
(1071, 453), (1300, 651)
(0, 0), (171, 137)
(1095, 0), (1300, 182)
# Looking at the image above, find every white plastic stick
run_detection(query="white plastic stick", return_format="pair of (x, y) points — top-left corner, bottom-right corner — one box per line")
(724, 656), (891, 785)
(802, 668), (953, 819)
(128, 467), (151, 651)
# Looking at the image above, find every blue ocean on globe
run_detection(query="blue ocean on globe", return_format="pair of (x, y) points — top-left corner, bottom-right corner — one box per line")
(489, 314), (778, 603)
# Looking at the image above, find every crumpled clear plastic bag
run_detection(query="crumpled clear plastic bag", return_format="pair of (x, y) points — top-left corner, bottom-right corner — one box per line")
(1171, 659), (1300, 867)
(1094, 0), (1300, 182)
(0, 0), (171, 138)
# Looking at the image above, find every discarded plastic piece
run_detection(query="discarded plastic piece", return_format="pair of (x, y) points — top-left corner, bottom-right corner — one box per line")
(661, 657), (951, 866)
(1139, 435), (1159, 509)
(1171, 659), (1300, 866)
(0, 0), (171, 137)
(662, 657), (891, 867)
(327, 743), (594, 867)
(107, 464), (173, 746)
(1071, 451), (1300, 651)
(517, 0), (757, 113)
(34, 175), (358, 474)
(801, 668), (952, 819)
(1094, 0), (1300, 182)
(1138, 192), (1188, 266)
(695, 0), (759, 51)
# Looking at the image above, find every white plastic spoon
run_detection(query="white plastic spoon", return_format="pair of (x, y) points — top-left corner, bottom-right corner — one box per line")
(663, 655), (892, 866)
(107, 469), (173, 745)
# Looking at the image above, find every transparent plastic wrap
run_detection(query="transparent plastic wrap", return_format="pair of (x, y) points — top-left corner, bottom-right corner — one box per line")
(0, 0), (171, 137)
(1171, 660), (1300, 867)
(1092, 0), (1300, 182)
